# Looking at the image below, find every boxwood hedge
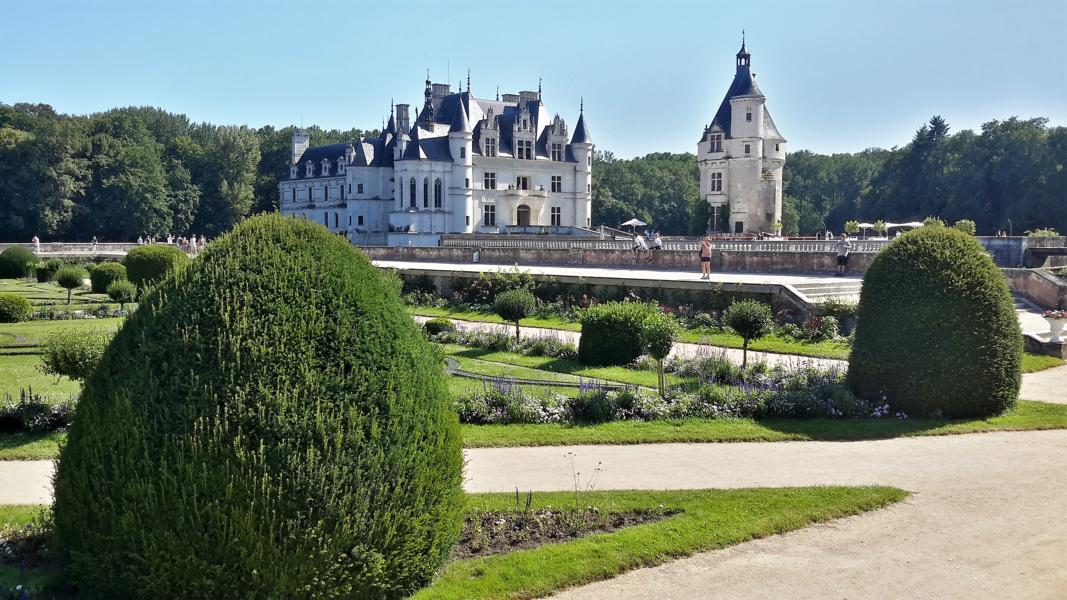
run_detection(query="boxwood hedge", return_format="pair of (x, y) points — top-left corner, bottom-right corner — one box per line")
(0, 246), (38, 278)
(53, 214), (464, 598)
(578, 300), (661, 366)
(0, 293), (32, 323)
(847, 227), (1022, 418)
(88, 261), (127, 293)
(123, 244), (189, 288)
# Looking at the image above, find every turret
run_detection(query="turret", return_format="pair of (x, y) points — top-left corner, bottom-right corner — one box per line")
(570, 99), (593, 228)
(291, 129), (310, 165)
(449, 103), (474, 232)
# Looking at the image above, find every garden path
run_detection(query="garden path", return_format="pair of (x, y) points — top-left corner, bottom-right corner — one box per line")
(4, 430), (1066, 598)
(1020, 364), (1067, 404)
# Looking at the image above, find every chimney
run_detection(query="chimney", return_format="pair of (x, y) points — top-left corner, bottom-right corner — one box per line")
(396, 104), (410, 134)
(431, 83), (451, 111)
(291, 129), (310, 165)
(501, 93), (520, 103)
(518, 90), (538, 104)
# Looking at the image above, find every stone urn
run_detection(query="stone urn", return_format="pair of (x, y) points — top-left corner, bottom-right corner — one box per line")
(1047, 317), (1066, 344)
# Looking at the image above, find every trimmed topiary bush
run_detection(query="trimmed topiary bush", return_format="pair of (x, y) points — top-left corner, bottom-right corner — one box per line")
(88, 261), (126, 294)
(724, 300), (773, 367)
(41, 329), (111, 381)
(494, 288), (536, 340)
(423, 317), (456, 336)
(55, 266), (87, 305)
(847, 227), (1022, 418)
(106, 279), (137, 312)
(0, 246), (38, 278)
(53, 214), (464, 598)
(124, 244), (189, 289)
(578, 301), (661, 366)
(641, 311), (679, 397)
(35, 258), (63, 283)
(0, 293), (32, 323)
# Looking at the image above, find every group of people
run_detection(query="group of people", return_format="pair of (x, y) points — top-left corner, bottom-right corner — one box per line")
(631, 229), (664, 263)
(134, 234), (207, 253)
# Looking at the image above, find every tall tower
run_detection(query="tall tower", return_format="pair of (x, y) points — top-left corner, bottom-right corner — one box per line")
(697, 38), (786, 234)
(448, 102), (474, 233)
(570, 100), (593, 228)
(291, 129), (310, 165)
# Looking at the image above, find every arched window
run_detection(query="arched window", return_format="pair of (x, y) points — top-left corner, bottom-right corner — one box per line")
(423, 178), (429, 208)
(409, 178), (416, 208)
(434, 178), (442, 208)
(516, 204), (531, 227)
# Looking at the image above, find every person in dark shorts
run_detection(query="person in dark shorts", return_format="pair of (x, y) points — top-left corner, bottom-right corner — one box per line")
(699, 236), (713, 279)
(835, 233), (852, 276)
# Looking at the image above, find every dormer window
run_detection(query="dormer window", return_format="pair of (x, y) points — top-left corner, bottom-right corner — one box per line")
(551, 143), (563, 161)
(522, 118), (528, 130)
(306, 163), (314, 177)
(321, 159), (331, 176)
(484, 137), (497, 157)
(516, 140), (533, 160)
(709, 133), (723, 153)
(746, 108), (752, 122)
(290, 165), (298, 179)
(336, 157), (345, 175)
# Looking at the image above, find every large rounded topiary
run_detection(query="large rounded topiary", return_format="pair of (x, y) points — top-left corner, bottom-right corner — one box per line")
(578, 301), (660, 366)
(0, 246), (38, 278)
(0, 293), (32, 323)
(123, 244), (189, 289)
(53, 215), (464, 598)
(88, 261), (127, 293)
(847, 227), (1021, 418)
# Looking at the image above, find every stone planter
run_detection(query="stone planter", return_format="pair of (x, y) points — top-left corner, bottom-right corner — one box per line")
(1047, 317), (1066, 343)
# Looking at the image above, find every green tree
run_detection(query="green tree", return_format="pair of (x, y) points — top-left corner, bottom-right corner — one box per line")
(724, 300), (773, 368)
(953, 219), (977, 235)
(55, 265), (87, 304)
(641, 312), (679, 397)
(41, 329), (111, 381)
(106, 279), (136, 312)
(493, 288), (536, 340)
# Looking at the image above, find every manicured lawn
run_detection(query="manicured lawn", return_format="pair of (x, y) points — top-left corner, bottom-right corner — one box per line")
(408, 306), (580, 332)
(1022, 353), (1064, 373)
(0, 431), (65, 460)
(1, 486), (907, 598)
(0, 354), (80, 400)
(461, 400), (1067, 447)
(0, 317), (122, 348)
(681, 329), (852, 359)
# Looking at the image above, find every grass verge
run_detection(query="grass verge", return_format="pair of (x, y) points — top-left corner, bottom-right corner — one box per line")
(408, 306), (580, 332)
(1, 487), (907, 598)
(1022, 353), (1065, 373)
(461, 400), (1067, 447)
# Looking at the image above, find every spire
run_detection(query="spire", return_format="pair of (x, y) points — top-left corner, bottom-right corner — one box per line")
(736, 31), (751, 68)
(467, 69), (471, 92)
(538, 77), (542, 100)
(449, 100), (471, 133)
(419, 71), (434, 124)
(571, 99), (591, 145)
(496, 86), (499, 101)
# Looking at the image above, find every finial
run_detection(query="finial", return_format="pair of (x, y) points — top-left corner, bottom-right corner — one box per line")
(580, 96), (584, 113)
(426, 68), (430, 82)
(390, 98), (394, 115)
(496, 86), (499, 101)
(538, 77), (542, 99)
(742, 28), (745, 44)
(467, 69), (471, 92)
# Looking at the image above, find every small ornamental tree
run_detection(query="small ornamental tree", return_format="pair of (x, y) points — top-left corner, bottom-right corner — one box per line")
(106, 280), (136, 312)
(952, 219), (977, 235)
(124, 244), (189, 289)
(55, 266), (87, 305)
(843, 220), (861, 235)
(641, 312), (679, 397)
(494, 288), (536, 340)
(922, 216), (946, 228)
(724, 300), (773, 367)
(42, 330), (111, 381)
(873, 220), (888, 236)
(36, 258), (63, 283)
(0, 246), (38, 278)
(848, 227), (1021, 418)
(0, 293), (33, 323)
(88, 262), (127, 294)
(53, 214), (463, 598)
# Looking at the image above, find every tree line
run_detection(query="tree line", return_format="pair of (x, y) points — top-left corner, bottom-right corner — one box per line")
(1, 103), (1062, 241)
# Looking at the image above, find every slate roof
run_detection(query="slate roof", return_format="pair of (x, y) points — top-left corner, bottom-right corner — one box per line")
(706, 62), (764, 139)
(570, 112), (592, 144)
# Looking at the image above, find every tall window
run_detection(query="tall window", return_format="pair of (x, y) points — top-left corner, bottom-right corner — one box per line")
(483, 204), (496, 226)
(484, 172), (497, 190)
(551, 175), (562, 193)
(711, 205), (723, 231)
(484, 137), (497, 157)
(358, 215), (364, 225)
(357, 183), (364, 194)
(409, 178), (416, 208)
(709, 134), (723, 153)
(551, 206), (561, 226)
(550, 143), (563, 161)
(333, 213), (338, 228)
(459, 147), (466, 159)
(746, 108), (752, 122)
(433, 178), (442, 208)
(516, 176), (530, 190)
(744, 144), (751, 155)
(423, 178), (429, 208)
(516, 140), (533, 160)
(710, 172), (723, 192)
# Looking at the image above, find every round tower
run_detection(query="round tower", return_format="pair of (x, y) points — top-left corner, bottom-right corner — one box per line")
(569, 100), (593, 229)
(448, 102), (474, 233)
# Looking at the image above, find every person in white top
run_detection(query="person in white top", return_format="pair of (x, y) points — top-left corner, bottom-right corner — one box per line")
(31, 235), (40, 253)
(632, 234), (647, 262)
(189, 236), (198, 253)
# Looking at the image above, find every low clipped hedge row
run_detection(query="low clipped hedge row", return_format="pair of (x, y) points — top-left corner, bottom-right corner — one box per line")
(54, 215), (463, 598)
(848, 227), (1021, 418)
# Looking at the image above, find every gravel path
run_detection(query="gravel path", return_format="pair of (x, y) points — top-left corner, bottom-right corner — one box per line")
(1020, 364), (1067, 403)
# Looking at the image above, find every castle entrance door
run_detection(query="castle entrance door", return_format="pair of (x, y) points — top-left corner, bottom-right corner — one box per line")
(516, 204), (531, 226)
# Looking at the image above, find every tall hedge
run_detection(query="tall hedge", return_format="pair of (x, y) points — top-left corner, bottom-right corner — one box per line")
(53, 214), (464, 598)
(88, 261), (127, 293)
(847, 227), (1021, 418)
(578, 301), (661, 365)
(124, 244), (189, 288)
(0, 246), (38, 278)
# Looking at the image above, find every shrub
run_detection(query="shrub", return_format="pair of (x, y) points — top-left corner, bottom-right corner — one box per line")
(952, 219), (977, 235)
(454, 382), (564, 425)
(88, 261), (126, 294)
(0, 293), (32, 323)
(0, 246), (38, 278)
(578, 301), (660, 366)
(52, 214), (463, 598)
(423, 317), (456, 336)
(847, 227), (1021, 418)
(41, 330), (111, 381)
(494, 288), (536, 340)
(106, 280), (137, 312)
(922, 216), (946, 228)
(55, 266), (87, 305)
(0, 389), (75, 433)
(723, 300), (773, 367)
(124, 244), (189, 289)
(1026, 227), (1060, 237)
(843, 220), (860, 235)
(35, 258), (63, 283)
(641, 312), (679, 397)
(688, 312), (719, 330)
(567, 388), (617, 424)
(802, 314), (839, 341)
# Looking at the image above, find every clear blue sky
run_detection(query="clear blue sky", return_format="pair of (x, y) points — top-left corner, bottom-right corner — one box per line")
(1, 0), (1064, 158)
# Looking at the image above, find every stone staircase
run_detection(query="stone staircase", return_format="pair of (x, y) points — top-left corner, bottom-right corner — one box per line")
(789, 280), (864, 304)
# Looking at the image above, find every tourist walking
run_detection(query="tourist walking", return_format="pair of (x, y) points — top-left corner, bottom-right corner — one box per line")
(31, 235), (40, 253)
(91, 236), (98, 252)
(835, 233), (852, 276)
(699, 236), (713, 279)
(632, 234), (647, 262)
